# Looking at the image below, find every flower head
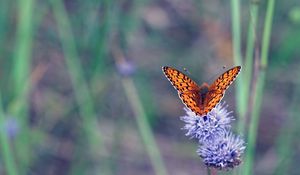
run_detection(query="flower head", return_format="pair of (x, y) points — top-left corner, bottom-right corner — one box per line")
(197, 131), (246, 170)
(116, 59), (135, 77)
(180, 102), (233, 143)
(2, 117), (19, 139)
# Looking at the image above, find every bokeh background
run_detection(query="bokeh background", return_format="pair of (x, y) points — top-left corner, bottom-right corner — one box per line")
(0, 0), (299, 175)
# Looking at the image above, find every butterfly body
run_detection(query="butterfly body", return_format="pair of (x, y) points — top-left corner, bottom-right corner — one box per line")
(199, 83), (209, 94)
(162, 66), (241, 117)
(196, 84), (208, 107)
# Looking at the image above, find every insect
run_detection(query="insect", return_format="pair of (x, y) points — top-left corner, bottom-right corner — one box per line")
(162, 66), (241, 116)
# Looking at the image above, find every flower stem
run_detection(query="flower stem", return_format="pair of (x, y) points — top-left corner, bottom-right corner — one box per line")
(230, 0), (247, 132)
(121, 78), (168, 175)
(0, 93), (18, 175)
(244, 0), (276, 174)
(112, 43), (168, 175)
(11, 0), (36, 172)
(238, 0), (259, 134)
(207, 167), (211, 175)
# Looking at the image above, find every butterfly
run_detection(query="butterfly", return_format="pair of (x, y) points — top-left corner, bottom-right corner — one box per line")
(162, 66), (241, 116)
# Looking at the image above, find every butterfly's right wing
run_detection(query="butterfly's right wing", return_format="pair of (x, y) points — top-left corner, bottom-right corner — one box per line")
(210, 66), (241, 92)
(205, 66), (241, 111)
(162, 66), (203, 116)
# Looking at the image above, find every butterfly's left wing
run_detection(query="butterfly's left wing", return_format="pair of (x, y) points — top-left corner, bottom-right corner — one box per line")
(162, 66), (200, 93)
(205, 66), (241, 112)
(162, 66), (204, 115)
(179, 92), (204, 116)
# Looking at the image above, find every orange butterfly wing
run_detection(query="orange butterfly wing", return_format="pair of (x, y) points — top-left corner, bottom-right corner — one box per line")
(205, 66), (241, 113)
(210, 66), (241, 92)
(179, 92), (203, 116)
(162, 66), (203, 115)
(162, 66), (200, 92)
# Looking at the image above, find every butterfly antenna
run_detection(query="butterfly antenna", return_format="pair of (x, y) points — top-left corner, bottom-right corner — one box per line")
(206, 65), (227, 83)
(183, 67), (192, 75)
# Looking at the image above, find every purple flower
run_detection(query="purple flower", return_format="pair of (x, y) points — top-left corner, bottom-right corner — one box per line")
(180, 102), (233, 143)
(179, 102), (245, 170)
(2, 117), (19, 139)
(116, 59), (135, 76)
(197, 131), (245, 170)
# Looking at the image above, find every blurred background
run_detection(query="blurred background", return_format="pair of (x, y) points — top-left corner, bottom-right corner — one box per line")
(0, 0), (299, 175)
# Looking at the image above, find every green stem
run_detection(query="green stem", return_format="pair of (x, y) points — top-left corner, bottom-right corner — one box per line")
(238, 1), (259, 134)
(261, 1), (275, 67)
(0, 93), (18, 175)
(231, 0), (242, 67)
(11, 0), (36, 172)
(90, 0), (113, 84)
(244, 1), (275, 174)
(230, 0), (246, 122)
(122, 78), (168, 175)
(207, 167), (211, 175)
(50, 0), (105, 174)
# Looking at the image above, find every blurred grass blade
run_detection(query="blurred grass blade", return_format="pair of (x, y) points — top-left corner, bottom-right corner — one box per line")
(0, 93), (18, 175)
(111, 1), (167, 173)
(93, 0), (113, 74)
(122, 78), (168, 175)
(112, 46), (167, 175)
(244, 0), (275, 174)
(230, 0), (246, 124)
(90, 0), (114, 87)
(231, 0), (242, 67)
(0, 0), (9, 48)
(11, 0), (36, 172)
(50, 0), (105, 174)
(238, 1), (259, 134)
(51, 0), (101, 144)
(260, 1), (275, 67)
